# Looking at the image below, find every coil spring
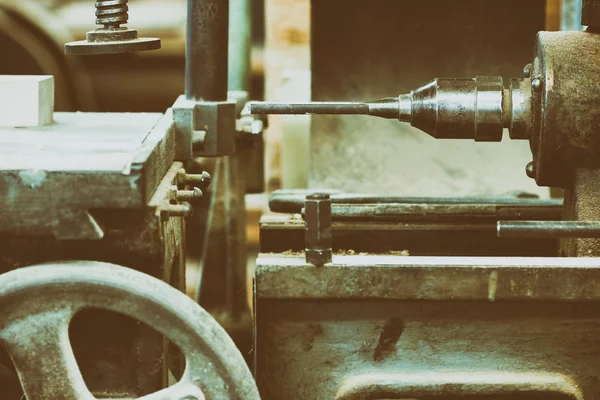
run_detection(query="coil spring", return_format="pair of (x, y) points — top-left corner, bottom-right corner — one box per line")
(96, 0), (129, 28)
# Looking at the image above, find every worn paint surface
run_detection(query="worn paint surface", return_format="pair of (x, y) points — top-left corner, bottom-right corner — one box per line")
(256, 298), (597, 399)
(0, 112), (175, 239)
(255, 255), (600, 399)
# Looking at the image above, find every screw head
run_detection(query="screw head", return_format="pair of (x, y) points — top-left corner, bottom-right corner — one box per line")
(526, 162), (536, 179)
(523, 63), (532, 78)
(531, 78), (543, 92)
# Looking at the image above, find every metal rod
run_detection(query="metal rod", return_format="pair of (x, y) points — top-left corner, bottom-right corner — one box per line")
(250, 102), (371, 115)
(248, 97), (407, 119)
(228, 0), (252, 91)
(268, 190), (563, 214)
(497, 221), (600, 238)
(186, 0), (230, 101)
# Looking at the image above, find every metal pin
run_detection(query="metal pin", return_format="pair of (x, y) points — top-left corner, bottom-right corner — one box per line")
(498, 221), (600, 238)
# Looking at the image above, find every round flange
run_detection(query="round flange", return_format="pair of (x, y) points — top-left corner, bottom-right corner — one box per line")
(65, 37), (161, 55)
(65, 29), (160, 55)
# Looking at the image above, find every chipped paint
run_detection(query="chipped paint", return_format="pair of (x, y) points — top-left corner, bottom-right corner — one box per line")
(19, 170), (48, 189)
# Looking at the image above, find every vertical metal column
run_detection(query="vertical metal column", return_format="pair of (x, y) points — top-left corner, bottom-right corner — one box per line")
(186, 0), (230, 101)
(228, 0), (252, 91)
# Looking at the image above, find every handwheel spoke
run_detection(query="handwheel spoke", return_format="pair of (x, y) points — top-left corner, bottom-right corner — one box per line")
(0, 308), (93, 400)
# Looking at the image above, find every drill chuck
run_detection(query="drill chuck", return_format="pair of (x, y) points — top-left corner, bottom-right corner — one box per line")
(408, 76), (505, 141)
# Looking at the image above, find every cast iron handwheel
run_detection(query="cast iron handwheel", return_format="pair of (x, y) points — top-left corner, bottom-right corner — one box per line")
(0, 261), (261, 400)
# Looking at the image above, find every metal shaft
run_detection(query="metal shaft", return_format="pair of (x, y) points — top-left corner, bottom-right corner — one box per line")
(249, 97), (408, 119)
(186, 0), (230, 101)
(498, 221), (600, 238)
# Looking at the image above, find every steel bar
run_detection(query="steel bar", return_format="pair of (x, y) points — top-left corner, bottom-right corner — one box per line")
(269, 190), (563, 214)
(498, 221), (600, 238)
(186, 0), (230, 101)
(249, 97), (404, 119)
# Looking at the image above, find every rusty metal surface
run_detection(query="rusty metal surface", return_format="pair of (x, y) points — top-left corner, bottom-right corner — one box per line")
(0, 112), (175, 239)
(0, 162), (187, 397)
(254, 255), (600, 399)
(0, 262), (260, 400)
(255, 298), (599, 399)
(530, 31), (600, 188)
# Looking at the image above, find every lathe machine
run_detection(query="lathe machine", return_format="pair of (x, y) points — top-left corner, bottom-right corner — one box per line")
(3, 0), (600, 399)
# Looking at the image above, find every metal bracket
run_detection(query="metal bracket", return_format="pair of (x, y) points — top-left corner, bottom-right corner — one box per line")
(172, 95), (237, 160)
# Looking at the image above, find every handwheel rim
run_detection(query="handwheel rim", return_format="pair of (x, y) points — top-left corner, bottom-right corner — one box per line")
(0, 261), (260, 400)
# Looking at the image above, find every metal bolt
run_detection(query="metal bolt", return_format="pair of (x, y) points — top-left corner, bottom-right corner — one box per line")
(304, 193), (333, 267)
(169, 186), (203, 202)
(178, 169), (212, 188)
(531, 77), (543, 92)
(523, 63), (532, 78)
(526, 162), (536, 179)
(160, 203), (194, 221)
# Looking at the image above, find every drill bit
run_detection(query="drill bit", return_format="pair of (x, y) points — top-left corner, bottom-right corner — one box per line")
(247, 96), (412, 121)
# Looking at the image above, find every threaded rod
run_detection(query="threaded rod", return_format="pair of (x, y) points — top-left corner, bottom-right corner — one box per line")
(96, 0), (129, 29)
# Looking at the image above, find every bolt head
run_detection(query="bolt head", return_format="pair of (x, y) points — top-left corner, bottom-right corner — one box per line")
(526, 162), (536, 179)
(531, 78), (542, 92)
(523, 63), (532, 78)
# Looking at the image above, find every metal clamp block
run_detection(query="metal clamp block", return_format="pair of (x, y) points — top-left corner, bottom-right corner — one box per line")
(304, 193), (333, 267)
(172, 95), (237, 160)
